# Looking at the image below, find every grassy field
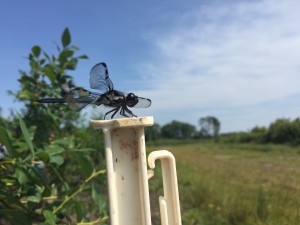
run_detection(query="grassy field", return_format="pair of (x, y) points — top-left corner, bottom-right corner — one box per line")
(147, 141), (300, 225)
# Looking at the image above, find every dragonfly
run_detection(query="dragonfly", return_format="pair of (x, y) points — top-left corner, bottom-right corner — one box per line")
(38, 62), (151, 119)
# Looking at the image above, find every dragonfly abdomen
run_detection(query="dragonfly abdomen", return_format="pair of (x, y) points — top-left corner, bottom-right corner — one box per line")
(37, 98), (66, 103)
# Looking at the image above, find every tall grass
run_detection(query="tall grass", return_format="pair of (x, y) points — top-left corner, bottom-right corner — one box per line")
(148, 142), (300, 225)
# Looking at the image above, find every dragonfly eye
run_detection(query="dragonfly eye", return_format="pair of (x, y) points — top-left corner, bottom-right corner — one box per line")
(126, 93), (138, 107)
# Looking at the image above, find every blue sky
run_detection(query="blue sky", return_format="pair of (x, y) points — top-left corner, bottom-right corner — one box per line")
(1, 0), (300, 132)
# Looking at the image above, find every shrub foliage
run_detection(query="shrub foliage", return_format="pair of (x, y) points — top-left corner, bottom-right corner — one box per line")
(0, 28), (108, 225)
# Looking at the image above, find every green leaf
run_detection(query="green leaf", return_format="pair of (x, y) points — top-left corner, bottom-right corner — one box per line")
(40, 58), (46, 65)
(16, 167), (30, 185)
(51, 137), (72, 147)
(32, 45), (41, 58)
(78, 54), (89, 59)
(14, 140), (29, 153)
(0, 209), (31, 225)
(17, 113), (35, 158)
(92, 183), (107, 216)
(31, 166), (49, 185)
(43, 51), (51, 61)
(62, 28), (71, 48)
(29, 58), (39, 69)
(70, 148), (95, 152)
(43, 66), (57, 83)
(51, 54), (56, 62)
(60, 49), (74, 59)
(28, 126), (37, 141)
(0, 176), (16, 185)
(0, 127), (16, 157)
(43, 210), (57, 225)
(75, 201), (84, 222)
(46, 146), (65, 156)
(66, 58), (78, 70)
(0, 188), (26, 209)
(36, 150), (50, 162)
(74, 154), (93, 177)
(17, 89), (34, 100)
(54, 42), (61, 52)
(50, 155), (64, 166)
(27, 195), (41, 203)
(69, 45), (80, 51)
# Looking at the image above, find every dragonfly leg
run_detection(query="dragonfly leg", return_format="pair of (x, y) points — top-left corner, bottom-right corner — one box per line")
(124, 107), (137, 117)
(120, 107), (124, 116)
(111, 107), (121, 119)
(120, 107), (129, 117)
(104, 107), (119, 119)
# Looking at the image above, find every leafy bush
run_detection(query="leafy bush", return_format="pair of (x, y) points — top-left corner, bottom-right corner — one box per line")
(219, 118), (300, 145)
(0, 28), (108, 224)
(8, 27), (88, 145)
(266, 118), (300, 144)
(0, 116), (107, 224)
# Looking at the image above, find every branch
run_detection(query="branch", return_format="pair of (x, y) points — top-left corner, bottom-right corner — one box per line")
(53, 170), (106, 214)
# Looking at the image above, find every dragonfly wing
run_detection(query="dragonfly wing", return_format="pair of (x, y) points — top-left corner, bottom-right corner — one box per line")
(66, 88), (99, 111)
(131, 97), (152, 108)
(89, 62), (114, 92)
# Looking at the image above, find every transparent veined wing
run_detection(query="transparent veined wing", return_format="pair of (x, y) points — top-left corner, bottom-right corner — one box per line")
(131, 97), (151, 108)
(89, 62), (114, 92)
(66, 87), (99, 111)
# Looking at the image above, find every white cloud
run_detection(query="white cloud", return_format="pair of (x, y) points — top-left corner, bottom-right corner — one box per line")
(136, 0), (300, 131)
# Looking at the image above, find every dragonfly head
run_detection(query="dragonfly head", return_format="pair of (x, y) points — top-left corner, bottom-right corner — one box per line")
(126, 93), (138, 107)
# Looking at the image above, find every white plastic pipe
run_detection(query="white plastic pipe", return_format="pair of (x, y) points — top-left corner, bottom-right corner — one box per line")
(148, 150), (182, 225)
(91, 117), (182, 225)
(91, 117), (154, 225)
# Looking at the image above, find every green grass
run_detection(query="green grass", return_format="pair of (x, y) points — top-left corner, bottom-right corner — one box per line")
(147, 141), (300, 225)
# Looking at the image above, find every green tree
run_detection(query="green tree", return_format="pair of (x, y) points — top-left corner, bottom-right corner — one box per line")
(267, 118), (294, 144)
(199, 116), (221, 138)
(161, 120), (196, 139)
(291, 118), (300, 144)
(250, 126), (267, 143)
(145, 123), (161, 141)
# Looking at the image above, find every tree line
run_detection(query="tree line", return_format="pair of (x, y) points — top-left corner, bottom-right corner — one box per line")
(145, 116), (221, 141)
(220, 118), (300, 145)
(145, 117), (300, 145)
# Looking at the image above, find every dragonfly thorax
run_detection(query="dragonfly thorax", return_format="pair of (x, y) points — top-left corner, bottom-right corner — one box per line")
(97, 90), (124, 106)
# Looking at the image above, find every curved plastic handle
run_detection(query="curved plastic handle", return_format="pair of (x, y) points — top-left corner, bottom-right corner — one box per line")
(148, 150), (182, 225)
